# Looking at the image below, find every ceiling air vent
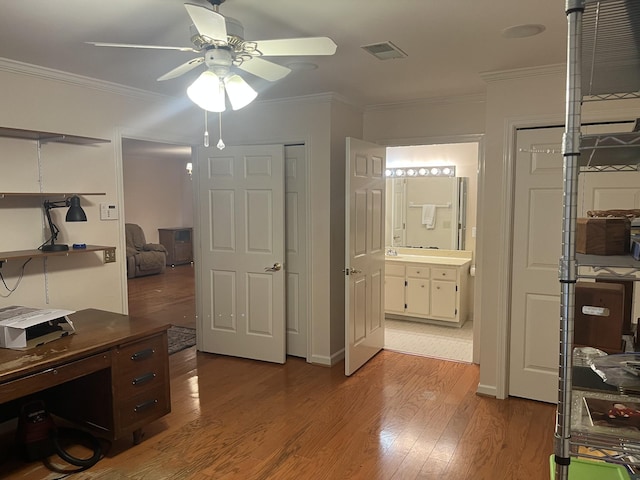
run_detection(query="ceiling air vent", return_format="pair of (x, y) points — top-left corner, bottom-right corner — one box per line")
(361, 41), (408, 60)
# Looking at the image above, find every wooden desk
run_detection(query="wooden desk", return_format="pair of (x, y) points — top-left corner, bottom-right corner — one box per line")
(0, 309), (171, 444)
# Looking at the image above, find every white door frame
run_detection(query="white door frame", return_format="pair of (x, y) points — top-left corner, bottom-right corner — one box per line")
(496, 108), (640, 399)
(373, 133), (484, 365)
(114, 128), (196, 314)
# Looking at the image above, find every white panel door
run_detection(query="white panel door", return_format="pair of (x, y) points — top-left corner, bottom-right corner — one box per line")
(509, 127), (564, 403)
(579, 172), (640, 215)
(284, 145), (308, 358)
(509, 123), (636, 403)
(345, 137), (386, 376)
(197, 144), (286, 363)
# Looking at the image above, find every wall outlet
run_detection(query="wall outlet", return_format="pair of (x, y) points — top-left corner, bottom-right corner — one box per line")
(104, 248), (116, 263)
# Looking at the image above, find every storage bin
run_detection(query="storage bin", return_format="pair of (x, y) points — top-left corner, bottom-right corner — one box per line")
(549, 455), (631, 479)
(576, 217), (631, 255)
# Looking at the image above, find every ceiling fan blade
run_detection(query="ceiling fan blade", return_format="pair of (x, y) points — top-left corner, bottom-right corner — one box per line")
(184, 3), (227, 43)
(86, 42), (197, 52)
(253, 37), (337, 56)
(224, 74), (258, 111)
(157, 57), (205, 81)
(237, 57), (291, 82)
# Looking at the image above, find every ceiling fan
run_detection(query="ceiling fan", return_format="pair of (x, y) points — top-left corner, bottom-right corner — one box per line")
(87, 0), (337, 112)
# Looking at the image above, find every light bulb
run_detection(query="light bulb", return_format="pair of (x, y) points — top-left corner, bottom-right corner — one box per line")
(187, 71), (226, 112)
(224, 74), (258, 110)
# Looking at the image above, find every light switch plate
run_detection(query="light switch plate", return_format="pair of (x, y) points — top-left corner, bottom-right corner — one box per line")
(100, 202), (119, 220)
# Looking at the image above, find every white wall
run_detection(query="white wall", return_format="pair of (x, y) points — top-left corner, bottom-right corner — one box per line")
(123, 151), (194, 244)
(364, 95), (486, 142)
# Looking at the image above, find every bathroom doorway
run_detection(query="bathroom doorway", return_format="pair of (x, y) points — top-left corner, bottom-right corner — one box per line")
(383, 140), (479, 363)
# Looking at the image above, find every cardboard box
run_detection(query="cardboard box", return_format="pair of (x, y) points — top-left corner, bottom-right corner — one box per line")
(0, 306), (75, 349)
(576, 217), (631, 255)
(574, 282), (625, 353)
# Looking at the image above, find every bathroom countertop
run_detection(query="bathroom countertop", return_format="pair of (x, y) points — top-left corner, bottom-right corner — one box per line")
(385, 255), (471, 267)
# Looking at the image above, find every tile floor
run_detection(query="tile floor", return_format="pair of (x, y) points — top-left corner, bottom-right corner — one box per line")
(384, 318), (473, 363)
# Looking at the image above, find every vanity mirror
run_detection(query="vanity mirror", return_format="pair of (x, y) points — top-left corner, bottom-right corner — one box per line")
(385, 174), (467, 250)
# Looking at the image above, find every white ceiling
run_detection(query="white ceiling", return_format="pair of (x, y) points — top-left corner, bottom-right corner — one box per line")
(0, 0), (568, 107)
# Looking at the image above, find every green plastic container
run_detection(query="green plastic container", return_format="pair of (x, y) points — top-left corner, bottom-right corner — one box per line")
(549, 455), (631, 479)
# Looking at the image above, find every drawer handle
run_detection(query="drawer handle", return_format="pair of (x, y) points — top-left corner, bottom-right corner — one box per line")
(131, 348), (155, 361)
(132, 372), (157, 386)
(134, 399), (158, 413)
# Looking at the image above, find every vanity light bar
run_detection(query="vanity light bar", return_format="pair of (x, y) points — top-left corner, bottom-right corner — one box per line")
(384, 166), (456, 177)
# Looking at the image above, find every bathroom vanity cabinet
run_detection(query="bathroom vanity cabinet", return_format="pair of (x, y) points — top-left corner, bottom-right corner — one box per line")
(384, 252), (471, 327)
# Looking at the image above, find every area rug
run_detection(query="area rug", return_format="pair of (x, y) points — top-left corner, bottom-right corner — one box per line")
(167, 325), (196, 355)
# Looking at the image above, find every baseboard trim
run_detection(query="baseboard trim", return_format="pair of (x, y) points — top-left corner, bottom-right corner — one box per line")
(476, 383), (498, 398)
(308, 348), (345, 367)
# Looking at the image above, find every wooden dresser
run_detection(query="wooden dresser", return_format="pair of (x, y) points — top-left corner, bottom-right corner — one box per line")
(158, 227), (193, 266)
(0, 309), (171, 444)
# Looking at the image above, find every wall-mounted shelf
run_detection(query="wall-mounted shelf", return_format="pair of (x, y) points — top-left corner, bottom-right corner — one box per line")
(0, 192), (106, 198)
(0, 245), (115, 267)
(0, 126), (110, 145)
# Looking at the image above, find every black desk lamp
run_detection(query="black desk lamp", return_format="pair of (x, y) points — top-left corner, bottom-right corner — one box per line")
(41, 195), (87, 252)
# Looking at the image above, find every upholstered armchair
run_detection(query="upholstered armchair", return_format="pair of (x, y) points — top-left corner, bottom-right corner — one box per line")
(125, 223), (167, 279)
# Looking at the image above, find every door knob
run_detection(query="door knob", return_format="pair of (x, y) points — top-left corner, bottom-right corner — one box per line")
(350, 268), (362, 274)
(265, 262), (282, 272)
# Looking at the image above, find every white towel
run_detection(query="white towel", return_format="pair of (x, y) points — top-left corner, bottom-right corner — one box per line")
(421, 205), (436, 229)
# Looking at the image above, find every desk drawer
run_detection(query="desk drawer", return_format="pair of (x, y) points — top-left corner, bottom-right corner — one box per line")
(114, 334), (168, 397)
(0, 351), (111, 404)
(116, 385), (171, 434)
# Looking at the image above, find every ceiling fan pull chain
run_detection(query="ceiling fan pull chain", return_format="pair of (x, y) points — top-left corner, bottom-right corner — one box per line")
(203, 110), (210, 147)
(217, 112), (225, 150)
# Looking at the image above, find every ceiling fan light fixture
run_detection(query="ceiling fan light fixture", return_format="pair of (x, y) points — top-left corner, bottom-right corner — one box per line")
(224, 74), (258, 111)
(187, 70), (226, 112)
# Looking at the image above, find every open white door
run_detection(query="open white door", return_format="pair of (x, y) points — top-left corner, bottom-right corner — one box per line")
(196, 144), (286, 363)
(345, 137), (386, 376)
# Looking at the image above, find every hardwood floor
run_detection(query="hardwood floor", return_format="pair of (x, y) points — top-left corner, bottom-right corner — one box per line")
(127, 264), (197, 329)
(0, 266), (557, 479)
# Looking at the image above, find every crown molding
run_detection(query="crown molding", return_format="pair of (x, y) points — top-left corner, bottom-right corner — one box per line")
(0, 57), (171, 102)
(365, 93), (486, 112)
(480, 64), (565, 84)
